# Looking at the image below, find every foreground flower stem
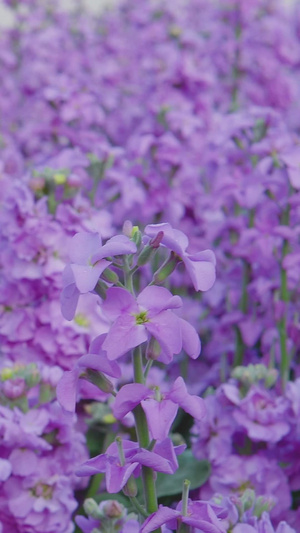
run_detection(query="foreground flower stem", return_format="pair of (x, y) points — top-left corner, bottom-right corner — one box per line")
(132, 347), (159, 519)
(279, 207), (290, 389)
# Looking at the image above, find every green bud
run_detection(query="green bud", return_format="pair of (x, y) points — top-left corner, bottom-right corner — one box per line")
(1, 368), (14, 381)
(265, 369), (278, 388)
(137, 245), (155, 266)
(240, 488), (255, 512)
(153, 252), (179, 284)
(131, 226), (142, 247)
(85, 369), (114, 394)
(53, 172), (66, 185)
(123, 476), (138, 498)
(83, 498), (103, 520)
(94, 280), (108, 299)
(253, 495), (274, 518)
(101, 268), (119, 284)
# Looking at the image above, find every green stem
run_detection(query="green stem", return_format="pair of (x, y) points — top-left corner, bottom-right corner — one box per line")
(234, 260), (250, 367)
(132, 347), (159, 522)
(279, 208), (290, 389)
(129, 496), (148, 518)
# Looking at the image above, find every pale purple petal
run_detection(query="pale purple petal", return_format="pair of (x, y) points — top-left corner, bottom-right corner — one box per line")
(106, 461), (139, 493)
(9, 449), (38, 476)
(141, 399), (178, 440)
(71, 259), (110, 293)
(146, 311), (182, 360)
(168, 377), (206, 420)
(103, 287), (138, 320)
(113, 384), (150, 419)
(140, 506), (180, 533)
(75, 454), (107, 476)
(145, 223), (189, 254)
(78, 353), (121, 378)
(179, 318), (201, 359)
(69, 232), (102, 264)
(154, 438), (180, 472)
(0, 458), (12, 481)
(75, 516), (98, 533)
(133, 449), (174, 474)
(232, 525), (256, 533)
(56, 368), (81, 412)
(61, 264), (79, 320)
(183, 251), (216, 292)
(91, 235), (137, 262)
(137, 286), (182, 315)
(103, 315), (148, 360)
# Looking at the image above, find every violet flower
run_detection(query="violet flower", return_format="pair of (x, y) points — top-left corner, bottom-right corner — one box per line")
(56, 334), (121, 412)
(61, 232), (136, 320)
(76, 438), (180, 493)
(113, 377), (205, 440)
(144, 223), (216, 291)
(102, 286), (200, 362)
(140, 500), (227, 533)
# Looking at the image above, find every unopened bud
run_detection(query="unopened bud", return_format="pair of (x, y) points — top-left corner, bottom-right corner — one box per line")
(101, 268), (119, 284)
(83, 498), (103, 520)
(153, 253), (179, 284)
(123, 476), (138, 498)
(123, 220), (133, 237)
(149, 231), (164, 249)
(102, 500), (124, 519)
(131, 226), (142, 247)
(85, 369), (114, 394)
(265, 369), (278, 388)
(240, 488), (255, 512)
(53, 172), (66, 185)
(253, 495), (274, 518)
(146, 337), (161, 361)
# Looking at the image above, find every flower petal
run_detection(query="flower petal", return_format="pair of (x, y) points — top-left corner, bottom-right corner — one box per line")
(103, 315), (148, 360)
(103, 287), (138, 320)
(113, 384), (150, 419)
(180, 318), (201, 359)
(141, 399), (178, 440)
(56, 368), (81, 412)
(168, 377), (206, 420)
(69, 232), (102, 265)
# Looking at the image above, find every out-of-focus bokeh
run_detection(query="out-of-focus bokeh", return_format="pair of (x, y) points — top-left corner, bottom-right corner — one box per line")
(0, 0), (118, 27)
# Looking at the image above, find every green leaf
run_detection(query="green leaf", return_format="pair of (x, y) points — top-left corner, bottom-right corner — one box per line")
(156, 451), (210, 498)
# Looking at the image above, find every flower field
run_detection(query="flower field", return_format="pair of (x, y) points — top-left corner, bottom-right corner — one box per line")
(1, 0), (300, 531)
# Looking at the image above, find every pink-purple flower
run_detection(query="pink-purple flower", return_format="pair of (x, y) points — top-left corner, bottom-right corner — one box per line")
(102, 286), (201, 362)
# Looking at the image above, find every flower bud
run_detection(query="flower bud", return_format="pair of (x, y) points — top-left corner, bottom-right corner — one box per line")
(83, 498), (103, 520)
(85, 369), (115, 394)
(153, 252), (179, 284)
(102, 500), (124, 519)
(131, 226), (142, 247)
(123, 476), (138, 498)
(101, 268), (119, 284)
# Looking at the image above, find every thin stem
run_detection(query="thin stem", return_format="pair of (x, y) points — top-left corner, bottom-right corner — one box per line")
(129, 496), (148, 518)
(132, 347), (159, 523)
(279, 207), (290, 390)
(144, 359), (153, 380)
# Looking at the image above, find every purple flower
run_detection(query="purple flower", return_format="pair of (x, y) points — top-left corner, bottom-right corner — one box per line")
(140, 500), (227, 533)
(102, 286), (200, 362)
(56, 334), (121, 412)
(144, 223), (216, 291)
(113, 377), (205, 440)
(61, 232), (136, 320)
(76, 438), (180, 493)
